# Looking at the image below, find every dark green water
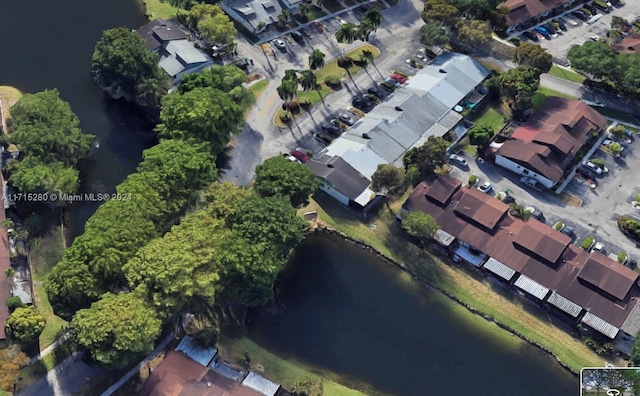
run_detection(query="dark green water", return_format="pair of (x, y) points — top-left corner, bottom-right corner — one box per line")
(0, 0), (154, 237)
(248, 233), (579, 396)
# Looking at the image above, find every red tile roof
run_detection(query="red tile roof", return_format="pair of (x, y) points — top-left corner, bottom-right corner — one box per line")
(496, 97), (607, 183)
(578, 255), (638, 301)
(424, 174), (461, 206)
(513, 221), (571, 264)
(452, 188), (509, 232)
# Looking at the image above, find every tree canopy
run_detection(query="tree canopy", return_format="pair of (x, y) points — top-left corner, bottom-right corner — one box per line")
(71, 293), (162, 368)
(567, 41), (617, 80)
(185, 4), (237, 45)
(402, 211), (439, 244)
(468, 124), (493, 146)
(455, 19), (492, 46)
(419, 22), (449, 47)
(309, 49), (326, 70)
(403, 136), (448, 181)
(0, 345), (30, 392)
(179, 65), (247, 94)
(156, 88), (243, 152)
(254, 156), (319, 208)
(91, 27), (171, 109)
(4, 306), (46, 344)
(496, 66), (541, 113)
(422, 0), (459, 26)
(514, 43), (552, 73)
(371, 164), (406, 196)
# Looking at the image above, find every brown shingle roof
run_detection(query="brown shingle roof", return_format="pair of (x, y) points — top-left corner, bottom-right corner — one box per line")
(453, 188), (509, 232)
(513, 220), (571, 264)
(504, 0), (570, 26)
(578, 255), (639, 301)
(612, 36), (640, 55)
(424, 174), (461, 206)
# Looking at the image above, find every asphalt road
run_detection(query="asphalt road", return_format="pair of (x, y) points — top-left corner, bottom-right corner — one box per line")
(18, 353), (103, 396)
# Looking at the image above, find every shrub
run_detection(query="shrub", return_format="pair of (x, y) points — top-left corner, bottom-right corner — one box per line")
(362, 49), (373, 59)
(609, 142), (622, 156)
(618, 251), (628, 263)
(618, 216), (640, 239)
(610, 125), (626, 137)
(7, 296), (24, 311)
(553, 222), (564, 231)
(585, 336), (614, 356)
(590, 158), (605, 168)
(468, 175), (477, 186)
(510, 37), (521, 47)
(509, 203), (529, 219)
(393, 70), (408, 78)
(324, 75), (341, 86)
(279, 111), (292, 123)
(580, 235), (595, 250)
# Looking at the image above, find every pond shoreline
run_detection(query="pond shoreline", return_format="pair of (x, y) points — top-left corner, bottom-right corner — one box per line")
(309, 222), (579, 377)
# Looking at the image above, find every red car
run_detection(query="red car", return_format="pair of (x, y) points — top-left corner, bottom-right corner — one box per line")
(312, 21), (324, 33)
(390, 73), (407, 84)
(290, 150), (309, 163)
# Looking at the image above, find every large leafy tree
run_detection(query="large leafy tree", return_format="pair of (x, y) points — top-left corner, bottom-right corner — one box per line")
(9, 158), (80, 197)
(402, 211), (440, 245)
(71, 293), (162, 368)
(0, 345), (30, 392)
(179, 65), (247, 94)
(514, 43), (552, 74)
(420, 22), (449, 47)
(156, 87), (243, 152)
(91, 27), (170, 109)
(422, 0), (459, 26)
(254, 155), (319, 207)
(371, 164), (406, 196)
(455, 19), (492, 46)
(497, 66), (540, 111)
(468, 124), (493, 146)
(186, 4), (236, 45)
(403, 136), (448, 181)
(4, 306), (46, 344)
(308, 49), (326, 70)
(567, 40), (617, 80)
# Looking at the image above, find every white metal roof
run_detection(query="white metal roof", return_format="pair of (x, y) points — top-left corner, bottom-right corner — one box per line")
(242, 371), (280, 396)
(175, 336), (218, 366)
(582, 312), (620, 339)
(547, 291), (582, 317)
(483, 257), (516, 281)
(514, 274), (550, 300)
(433, 229), (455, 247)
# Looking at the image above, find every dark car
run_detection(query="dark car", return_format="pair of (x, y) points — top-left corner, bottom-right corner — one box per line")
(352, 96), (375, 112)
(544, 23), (557, 35)
(553, 18), (567, 31)
(531, 210), (544, 221)
(626, 259), (638, 270)
(572, 11), (589, 21)
(576, 166), (597, 180)
(290, 31), (304, 42)
(560, 225), (574, 237)
(502, 195), (516, 205)
(321, 122), (341, 135)
(367, 87), (385, 100)
(522, 31), (539, 41)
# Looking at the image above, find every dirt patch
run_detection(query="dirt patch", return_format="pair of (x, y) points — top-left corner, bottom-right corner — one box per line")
(559, 192), (582, 207)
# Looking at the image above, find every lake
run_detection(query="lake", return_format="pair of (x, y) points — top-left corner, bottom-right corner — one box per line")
(0, 0), (155, 237)
(248, 233), (579, 395)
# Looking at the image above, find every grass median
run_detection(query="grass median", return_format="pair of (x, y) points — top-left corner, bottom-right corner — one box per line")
(299, 192), (607, 373)
(548, 66), (586, 84)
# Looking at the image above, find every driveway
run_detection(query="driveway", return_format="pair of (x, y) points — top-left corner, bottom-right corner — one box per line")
(533, 3), (640, 62)
(220, 0), (426, 185)
(449, 125), (640, 263)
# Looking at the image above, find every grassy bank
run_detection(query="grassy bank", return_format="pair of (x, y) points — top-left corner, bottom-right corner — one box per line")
(299, 192), (607, 373)
(29, 226), (68, 349)
(217, 337), (366, 395)
(138, 0), (185, 20)
(548, 66), (585, 84)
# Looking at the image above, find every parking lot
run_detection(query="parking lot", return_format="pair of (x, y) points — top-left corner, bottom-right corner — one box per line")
(449, 123), (640, 266)
(515, 1), (640, 62)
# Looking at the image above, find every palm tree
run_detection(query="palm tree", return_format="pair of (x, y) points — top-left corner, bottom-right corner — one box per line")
(335, 23), (357, 44)
(314, 0), (326, 9)
(299, 3), (310, 20)
(283, 69), (299, 84)
(277, 80), (298, 109)
(308, 49), (326, 70)
(356, 20), (373, 42)
(363, 9), (383, 31)
(299, 70), (318, 91)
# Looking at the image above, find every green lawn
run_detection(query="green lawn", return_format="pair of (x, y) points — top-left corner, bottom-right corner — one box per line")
(307, 7), (327, 21)
(217, 337), (365, 395)
(140, 0), (185, 20)
(315, 44), (380, 82)
(548, 65), (586, 84)
(29, 227), (68, 349)
(250, 79), (269, 98)
(470, 103), (506, 133)
(301, 193), (608, 373)
(532, 87), (578, 110)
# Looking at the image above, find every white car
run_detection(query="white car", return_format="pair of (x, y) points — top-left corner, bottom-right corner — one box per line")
(590, 242), (605, 254)
(477, 181), (492, 193)
(338, 112), (355, 126)
(581, 161), (603, 175)
(449, 154), (468, 167)
(271, 38), (286, 50)
(562, 15), (580, 26)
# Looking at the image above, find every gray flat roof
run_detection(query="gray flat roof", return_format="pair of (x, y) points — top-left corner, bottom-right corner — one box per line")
(547, 291), (582, 317)
(175, 335), (218, 367)
(581, 312), (619, 339)
(514, 274), (550, 300)
(483, 257), (516, 281)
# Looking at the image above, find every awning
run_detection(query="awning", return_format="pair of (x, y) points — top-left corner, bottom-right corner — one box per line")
(547, 291), (582, 317)
(483, 257), (516, 281)
(514, 274), (549, 300)
(581, 312), (619, 339)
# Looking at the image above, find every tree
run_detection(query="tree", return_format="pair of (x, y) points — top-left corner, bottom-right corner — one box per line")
(186, 4), (236, 45)
(309, 49), (326, 70)
(292, 378), (324, 396)
(335, 23), (357, 44)
(91, 27), (170, 109)
(514, 43), (552, 73)
(403, 136), (448, 180)
(402, 211), (439, 244)
(497, 66), (540, 112)
(356, 20), (374, 42)
(611, 16), (628, 30)
(283, 69), (299, 85)
(455, 19), (492, 46)
(7, 296), (24, 311)
(277, 80), (298, 109)
(156, 87), (243, 153)
(371, 164), (406, 196)
(567, 41), (617, 80)
(5, 306), (46, 344)
(254, 155), (319, 207)
(422, 0), (459, 26)
(299, 3), (310, 19)
(468, 125), (493, 146)
(420, 22), (449, 47)
(9, 158), (80, 197)
(299, 70), (318, 91)
(362, 8), (383, 30)
(179, 65), (247, 94)
(0, 345), (30, 392)
(71, 293), (161, 368)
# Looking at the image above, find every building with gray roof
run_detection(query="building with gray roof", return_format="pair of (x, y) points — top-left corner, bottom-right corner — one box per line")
(136, 19), (213, 86)
(308, 52), (490, 210)
(221, 0), (283, 34)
